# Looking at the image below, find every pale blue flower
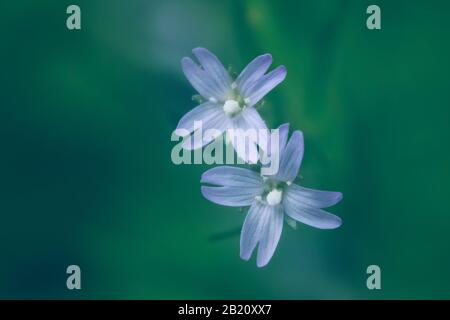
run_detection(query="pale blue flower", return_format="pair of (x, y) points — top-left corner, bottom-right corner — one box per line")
(177, 47), (287, 163)
(200, 124), (343, 267)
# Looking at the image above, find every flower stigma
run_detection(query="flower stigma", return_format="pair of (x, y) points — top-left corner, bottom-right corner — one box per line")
(266, 188), (283, 206)
(223, 99), (242, 117)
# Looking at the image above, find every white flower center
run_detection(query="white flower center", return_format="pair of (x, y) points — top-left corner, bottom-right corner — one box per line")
(223, 99), (241, 117)
(266, 189), (283, 206)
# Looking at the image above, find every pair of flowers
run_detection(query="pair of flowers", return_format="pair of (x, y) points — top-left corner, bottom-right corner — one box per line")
(176, 48), (342, 267)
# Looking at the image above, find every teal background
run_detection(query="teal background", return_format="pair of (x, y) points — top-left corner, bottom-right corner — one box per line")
(1, 0), (450, 299)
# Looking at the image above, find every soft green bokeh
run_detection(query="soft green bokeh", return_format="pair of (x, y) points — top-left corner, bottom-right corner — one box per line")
(1, 0), (450, 299)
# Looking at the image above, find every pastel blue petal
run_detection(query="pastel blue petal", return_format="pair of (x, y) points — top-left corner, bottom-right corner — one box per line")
(243, 65), (287, 107)
(277, 123), (290, 154)
(201, 166), (264, 188)
(285, 184), (343, 208)
(240, 107), (267, 131)
(283, 190), (342, 229)
(182, 110), (231, 150)
(266, 123), (289, 157)
(176, 102), (222, 135)
(192, 47), (232, 100)
(229, 132), (259, 164)
(240, 107), (268, 150)
(201, 186), (262, 207)
(236, 54), (272, 94)
(228, 109), (267, 164)
(274, 130), (304, 182)
(256, 204), (283, 267)
(181, 57), (226, 100)
(240, 201), (271, 261)
(260, 123), (289, 173)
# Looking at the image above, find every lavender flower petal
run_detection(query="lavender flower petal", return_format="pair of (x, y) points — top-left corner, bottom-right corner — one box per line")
(283, 189), (342, 229)
(240, 106), (269, 150)
(201, 186), (262, 207)
(228, 114), (260, 164)
(264, 123), (289, 159)
(176, 101), (221, 136)
(256, 204), (283, 267)
(273, 130), (304, 182)
(181, 57), (226, 100)
(240, 201), (271, 261)
(236, 54), (272, 94)
(285, 184), (343, 208)
(192, 47), (232, 100)
(201, 166), (264, 188)
(243, 65), (287, 107)
(182, 111), (231, 150)
(277, 123), (290, 154)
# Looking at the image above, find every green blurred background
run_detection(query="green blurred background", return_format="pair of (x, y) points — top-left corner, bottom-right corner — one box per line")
(1, 0), (450, 299)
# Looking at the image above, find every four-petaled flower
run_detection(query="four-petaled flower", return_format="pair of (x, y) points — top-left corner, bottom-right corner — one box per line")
(177, 47), (287, 163)
(200, 124), (343, 267)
